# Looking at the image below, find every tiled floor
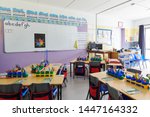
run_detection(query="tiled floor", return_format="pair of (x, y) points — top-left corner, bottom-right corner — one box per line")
(62, 61), (150, 100)
(62, 76), (89, 100)
(62, 75), (109, 100)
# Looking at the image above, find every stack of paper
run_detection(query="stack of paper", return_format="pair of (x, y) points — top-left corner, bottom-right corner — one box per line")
(102, 77), (114, 81)
(123, 88), (141, 95)
(43, 78), (52, 83)
(15, 79), (26, 84)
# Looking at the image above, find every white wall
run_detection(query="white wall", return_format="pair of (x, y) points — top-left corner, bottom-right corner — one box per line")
(133, 17), (150, 27)
(0, 0), (96, 42)
(97, 14), (133, 50)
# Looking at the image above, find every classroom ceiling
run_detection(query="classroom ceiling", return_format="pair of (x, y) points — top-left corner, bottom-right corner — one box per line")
(23, 0), (150, 20)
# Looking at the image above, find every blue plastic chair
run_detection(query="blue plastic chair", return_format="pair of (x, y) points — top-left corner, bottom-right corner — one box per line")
(134, 54), (149, 69)
(129, 54), (142, 69)
(129, 54), (137, 67)
(134, 54), (142, 69)
(99, 84), (108, 99)
(141, 55), (150, 68)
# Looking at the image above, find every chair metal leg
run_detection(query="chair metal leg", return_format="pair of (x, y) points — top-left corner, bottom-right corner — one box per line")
(86, 90), (90, 100)
(142, 61), (145, 68)
(100, 91), (108, 100)
(63, 79), (67, 87)
(144, 61), (147, 68)
(66, 78), (68, 82)
(138, 61), (141, 70)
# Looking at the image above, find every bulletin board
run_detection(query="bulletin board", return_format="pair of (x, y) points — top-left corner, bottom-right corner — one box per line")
(96, 29), (112, 45)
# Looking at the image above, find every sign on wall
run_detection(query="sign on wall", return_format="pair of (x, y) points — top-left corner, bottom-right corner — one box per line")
(97, 29), (112, 45)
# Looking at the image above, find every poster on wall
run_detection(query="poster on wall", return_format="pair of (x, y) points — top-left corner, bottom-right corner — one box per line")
(34, 33), (45, 48)
(96, 29), (112, 45)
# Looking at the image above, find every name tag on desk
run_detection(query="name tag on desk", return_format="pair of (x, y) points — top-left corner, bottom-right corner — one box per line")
(43, 78), (52, 83)
(122, 88), (141, 95)
(15, 79), (27, 84)
(102, 77), (114, 81)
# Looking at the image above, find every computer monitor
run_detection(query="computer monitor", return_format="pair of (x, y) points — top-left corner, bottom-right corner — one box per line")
(87, 42), (96, 50)
(96, 44), (103, 50)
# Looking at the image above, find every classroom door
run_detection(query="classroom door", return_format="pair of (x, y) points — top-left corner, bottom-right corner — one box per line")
(145, 28), (150, 59)
(112, 28), (121, 50)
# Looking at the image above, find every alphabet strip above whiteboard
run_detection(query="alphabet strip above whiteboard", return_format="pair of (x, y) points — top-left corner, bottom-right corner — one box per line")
(0, 6), (87, 27)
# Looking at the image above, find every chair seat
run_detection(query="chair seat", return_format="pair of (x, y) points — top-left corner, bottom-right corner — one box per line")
(73, 62), (87, 79)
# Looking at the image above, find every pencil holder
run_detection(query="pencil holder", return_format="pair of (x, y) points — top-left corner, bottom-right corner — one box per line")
(7, 71), (12, 77)
(17, 72), (22, 77)
(13, 72), (17, 77)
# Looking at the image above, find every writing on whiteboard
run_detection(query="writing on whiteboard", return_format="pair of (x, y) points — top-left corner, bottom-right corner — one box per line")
(4, 21), (30, 29)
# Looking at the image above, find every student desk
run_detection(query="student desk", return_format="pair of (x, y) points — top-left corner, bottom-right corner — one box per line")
(0, 64), (64, 100)
(70, 60), (106, 77)
(0, 76), (64, 100)
(25, 63), (61, 73)
(106, 63), (123, 69)
(90, 72), (150, 100)
(87, 50), (112, 59)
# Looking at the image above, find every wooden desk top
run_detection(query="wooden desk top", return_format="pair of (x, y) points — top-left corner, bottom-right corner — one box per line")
(119, 51), (136, 56)
(50, 75), (64, 85)
(0, 63), (64, 86)
(0, 75), (64, 86)
(90, 72), (150, 100)
(25, 63), (61, 74)
(70, 60), (106, 64)
(87, 50), (112, 53)
(107, 63), (123, 66)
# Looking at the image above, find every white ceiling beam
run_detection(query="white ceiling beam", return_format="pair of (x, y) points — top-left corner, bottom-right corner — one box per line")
(96, 0), (132, 14)
(64, 0), (76, 8)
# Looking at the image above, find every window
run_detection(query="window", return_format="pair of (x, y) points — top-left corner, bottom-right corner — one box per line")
(145, 28), (150, 59)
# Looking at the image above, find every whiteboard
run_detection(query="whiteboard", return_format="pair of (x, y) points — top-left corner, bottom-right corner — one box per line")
(4, 20), (77, 52)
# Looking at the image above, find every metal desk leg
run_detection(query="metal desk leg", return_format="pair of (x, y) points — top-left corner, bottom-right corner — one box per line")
(86, 90), (90, 100)
(57, 85), (60, 100)
(102, 64), (105, 71)
(70, 62), (72, 77)
(57, 85), (62, 100)
(104, 64), (105, 71)
(60, 85), (62, 100)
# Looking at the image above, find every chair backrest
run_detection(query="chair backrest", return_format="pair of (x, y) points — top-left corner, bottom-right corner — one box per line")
(129, 54), (136, 61)
(74, 62), (85, 76)
(134, 54), (141, 60)
(0, 84), (22, 100)
(127, 68), (142, 74)
(56, 65), (67, 78)
(62, 65), (67, 78)
(29, 83), (52, 100)
(89, 75), (100, 100)
(106, 83), (123, 100)
(89, 61), (101, 73)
